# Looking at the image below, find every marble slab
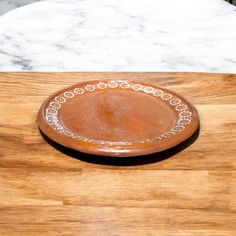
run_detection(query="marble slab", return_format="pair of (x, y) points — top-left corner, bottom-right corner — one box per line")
(0, 0), (236, 72)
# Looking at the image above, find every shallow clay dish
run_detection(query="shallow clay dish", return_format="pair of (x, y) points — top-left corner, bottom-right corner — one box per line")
(37, 80), (199, 157)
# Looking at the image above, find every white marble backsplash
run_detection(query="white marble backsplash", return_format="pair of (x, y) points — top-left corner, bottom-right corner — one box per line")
(0, 0), (236, 72)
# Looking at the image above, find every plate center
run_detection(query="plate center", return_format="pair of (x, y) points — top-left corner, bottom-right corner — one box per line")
(59, 90), (177, 142)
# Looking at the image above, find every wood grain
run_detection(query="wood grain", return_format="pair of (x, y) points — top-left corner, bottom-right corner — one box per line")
(0, 72), (236, 235)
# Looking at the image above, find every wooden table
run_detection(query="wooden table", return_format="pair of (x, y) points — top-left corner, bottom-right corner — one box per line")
(0, 72), (236, 236)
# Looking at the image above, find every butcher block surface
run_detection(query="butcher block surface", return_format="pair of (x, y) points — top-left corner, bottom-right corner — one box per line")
(0, 72), (236, 236)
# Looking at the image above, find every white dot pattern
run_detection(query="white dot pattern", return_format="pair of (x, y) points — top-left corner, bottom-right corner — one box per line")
(45, 80), (194, 145)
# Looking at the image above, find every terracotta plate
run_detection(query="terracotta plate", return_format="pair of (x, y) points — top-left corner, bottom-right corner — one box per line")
(37, 80), (199, 157)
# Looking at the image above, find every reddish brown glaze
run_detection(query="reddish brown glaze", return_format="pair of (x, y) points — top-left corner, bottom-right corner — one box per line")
(37, 80), (199, 157)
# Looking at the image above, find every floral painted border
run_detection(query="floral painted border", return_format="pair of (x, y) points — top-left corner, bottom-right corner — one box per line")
(44, 80), (193, 146)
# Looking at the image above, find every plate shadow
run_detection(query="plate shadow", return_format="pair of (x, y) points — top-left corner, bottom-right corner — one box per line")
(40, 125), (200, 166)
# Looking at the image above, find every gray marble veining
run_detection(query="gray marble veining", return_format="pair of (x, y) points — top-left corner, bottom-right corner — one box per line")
(0, 0), (235, 72)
